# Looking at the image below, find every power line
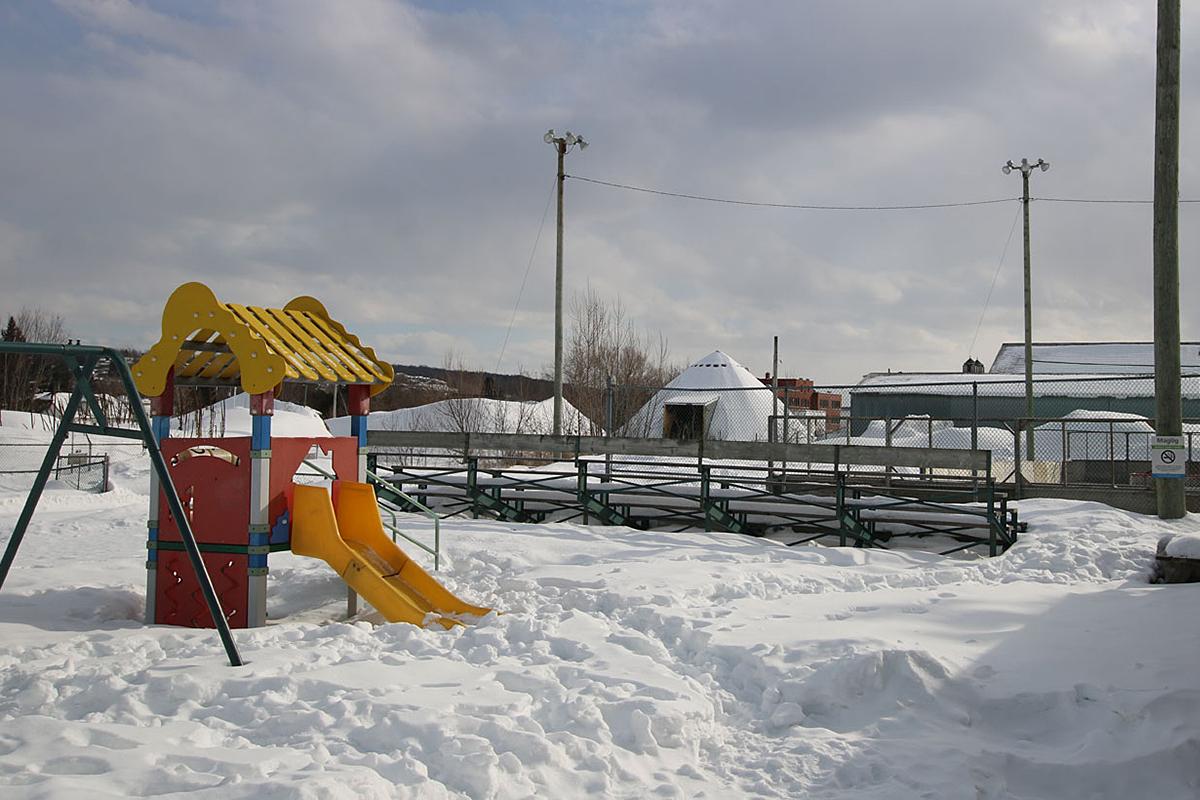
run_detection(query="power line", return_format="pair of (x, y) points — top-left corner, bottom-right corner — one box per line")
(1031, 357), (1200, 368)
(968, 202), (1022, 358)
(566, 175), (1200, 208)
(495, 176), (557, 373)
(1032, 196), (1200, 204)
(566, 174), (1018, 211)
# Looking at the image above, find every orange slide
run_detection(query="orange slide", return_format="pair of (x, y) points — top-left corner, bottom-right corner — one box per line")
(291, 481), (491, 628)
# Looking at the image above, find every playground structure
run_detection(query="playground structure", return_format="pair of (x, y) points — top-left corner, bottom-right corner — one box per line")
(131, 282), (488, 629)
(0, 283), (491, 665)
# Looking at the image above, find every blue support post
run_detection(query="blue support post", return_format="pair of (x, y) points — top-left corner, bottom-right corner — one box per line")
(248, 392), (273, 627)
(145, 368), (173, 625)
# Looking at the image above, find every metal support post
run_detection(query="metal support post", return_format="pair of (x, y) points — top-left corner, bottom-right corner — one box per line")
(347, 381), (367, 625)
(884, 417), (893, 488)
(1013, 422), (1023, 499)
(972, 381), (980, 490)
(145, 368), (173, 624)
(605, 375), (614, 481)
(248, 391), (273, 628)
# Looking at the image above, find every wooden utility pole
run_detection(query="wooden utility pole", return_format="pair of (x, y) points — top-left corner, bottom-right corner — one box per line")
(1154, 0), (1186, 518)
(1020, 168), (1033, 460)
(1003, 157), (1049, 461)
(544, 129), (588, 437)
(553, 138), (565, 437)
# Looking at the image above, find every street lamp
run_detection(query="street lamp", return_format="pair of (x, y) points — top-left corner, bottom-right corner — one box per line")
(1003, 157), (1049, 462)
(545, 129), (589, 437)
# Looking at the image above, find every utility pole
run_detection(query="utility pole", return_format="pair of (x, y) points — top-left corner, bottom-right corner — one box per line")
(1154, 0), (1186, 518)
(543, 129), (589, 436)
(1003, 157), (1049, 461)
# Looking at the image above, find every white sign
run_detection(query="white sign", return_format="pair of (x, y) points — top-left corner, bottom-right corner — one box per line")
(1152, 435), (1186, 479)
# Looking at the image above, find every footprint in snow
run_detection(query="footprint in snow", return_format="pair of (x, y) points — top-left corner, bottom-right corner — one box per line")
(41, 756), (111, 775)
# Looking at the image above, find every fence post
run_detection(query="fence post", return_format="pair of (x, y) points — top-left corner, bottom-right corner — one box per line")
(1060, 420), (1067, 485)
(767, 412), (776, 480)
(884, 416), (892, 488)
(836, 472), (847, 547)
(1110, 420), (1116, 488)
(1126, 431), (1132, 484)
(605, 376), (614, 481)
(577, 459), (589, 526)
(467, 457), (479, 519)
(971, 381), (980, 492)
(782, 387), (790, 479)
(987, 482), (998, 557)
(1013, 422), (1023, 498)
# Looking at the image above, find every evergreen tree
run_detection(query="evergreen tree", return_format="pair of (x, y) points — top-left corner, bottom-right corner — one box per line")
(2, 316), (24, 342)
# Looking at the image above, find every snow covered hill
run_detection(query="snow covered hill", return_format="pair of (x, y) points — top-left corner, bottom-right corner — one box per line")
(329, 396), (593, 436)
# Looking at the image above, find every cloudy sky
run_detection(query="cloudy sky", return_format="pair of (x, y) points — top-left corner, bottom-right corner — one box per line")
(2, 0), (1198, 384)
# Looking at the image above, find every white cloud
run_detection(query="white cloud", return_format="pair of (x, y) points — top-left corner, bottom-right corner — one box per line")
(0, 0), (1196, 385)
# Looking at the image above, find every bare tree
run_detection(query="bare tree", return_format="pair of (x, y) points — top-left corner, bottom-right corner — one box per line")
(438, 351), (487, 436)
(564, 287), (677, 435)
(1, 307), (70, 414)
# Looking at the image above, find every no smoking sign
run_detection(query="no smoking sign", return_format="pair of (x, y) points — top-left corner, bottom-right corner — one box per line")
(1152, 435), (1187, 479)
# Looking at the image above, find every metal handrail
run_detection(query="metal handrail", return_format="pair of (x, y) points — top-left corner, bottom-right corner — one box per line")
(300, 458), (441, 571)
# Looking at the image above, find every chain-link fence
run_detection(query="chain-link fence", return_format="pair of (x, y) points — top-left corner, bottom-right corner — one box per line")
(0, 442), (112, 493)
(594, 373), (1200, 490)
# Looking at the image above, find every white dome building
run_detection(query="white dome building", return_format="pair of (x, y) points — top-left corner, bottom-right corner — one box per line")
(622, 350), (782, 441)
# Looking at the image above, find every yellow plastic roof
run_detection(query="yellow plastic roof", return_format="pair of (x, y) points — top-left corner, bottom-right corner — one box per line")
(132, 282), (395, 397)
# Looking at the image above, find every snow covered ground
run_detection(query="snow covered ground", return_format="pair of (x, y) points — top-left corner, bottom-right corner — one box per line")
(2, 413), (1200, 798)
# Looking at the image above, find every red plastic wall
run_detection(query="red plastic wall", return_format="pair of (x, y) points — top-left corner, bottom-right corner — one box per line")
(155, 437), (252, 627)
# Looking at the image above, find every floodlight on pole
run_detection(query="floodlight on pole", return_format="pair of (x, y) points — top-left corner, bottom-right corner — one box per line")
(544, 128), (590, 437)
(1002, 156), (1050, 463)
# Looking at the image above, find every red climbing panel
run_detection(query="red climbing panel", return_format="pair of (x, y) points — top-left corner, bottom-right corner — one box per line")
(154, 550), (249, 628)
(155, 437), (252, 628)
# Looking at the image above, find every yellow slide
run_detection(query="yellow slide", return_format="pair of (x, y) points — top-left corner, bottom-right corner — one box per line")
(291, 481), (491, 628)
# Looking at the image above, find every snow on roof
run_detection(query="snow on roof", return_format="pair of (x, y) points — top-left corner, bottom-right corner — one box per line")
(665, 350), (766, 390)
(990, 341), (1200, 374)
(853, 371), (1200, 398)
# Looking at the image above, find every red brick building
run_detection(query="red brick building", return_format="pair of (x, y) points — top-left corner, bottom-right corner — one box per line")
(761, 374), (842, 430)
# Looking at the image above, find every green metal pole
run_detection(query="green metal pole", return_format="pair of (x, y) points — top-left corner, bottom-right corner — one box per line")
(109, 347), (244, 666)
(0, 343), (244, 668)
(0, 381), (85, 590)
